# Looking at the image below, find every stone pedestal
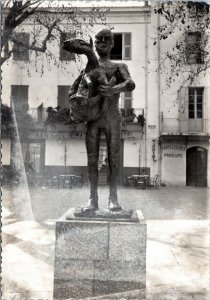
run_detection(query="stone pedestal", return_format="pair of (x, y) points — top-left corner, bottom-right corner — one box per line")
(53, 209), (147, 300)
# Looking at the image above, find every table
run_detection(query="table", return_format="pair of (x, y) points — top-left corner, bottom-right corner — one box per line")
(126, 175), (150, 189)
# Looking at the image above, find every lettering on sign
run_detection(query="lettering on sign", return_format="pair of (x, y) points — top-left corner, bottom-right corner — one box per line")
(162, 145), (186, 151)
(148, 125), (156, 129)
(162, 144), (186, 159)
(164, 153), (183, 158)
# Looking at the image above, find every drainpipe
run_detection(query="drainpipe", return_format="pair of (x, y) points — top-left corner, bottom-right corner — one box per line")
(144, 8), (148, 168)
(157, 5), (162, 183)
(64, 140), (67, 175)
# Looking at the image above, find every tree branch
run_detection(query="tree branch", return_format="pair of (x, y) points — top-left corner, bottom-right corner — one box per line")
(14, 1), (44, 27)
(10, 20), (57, 53)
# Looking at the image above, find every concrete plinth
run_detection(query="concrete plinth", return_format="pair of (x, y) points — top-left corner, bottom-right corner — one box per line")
(53, 209), (147, 300)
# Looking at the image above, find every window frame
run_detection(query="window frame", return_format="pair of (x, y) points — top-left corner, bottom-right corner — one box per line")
(57, 85), (70, 107)
(188, 87), (204, 119)
(13, 32), (30, 62)
(186, 31), (204, 65)
(110, 32), (132, 61)
(11, 85), (29, 109)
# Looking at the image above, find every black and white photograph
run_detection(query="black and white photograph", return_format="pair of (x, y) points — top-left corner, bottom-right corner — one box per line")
(1, 0), (209, 299)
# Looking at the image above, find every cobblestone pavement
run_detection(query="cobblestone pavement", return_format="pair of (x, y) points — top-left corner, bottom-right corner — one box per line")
(29, 185), (209, 221)
(1, 185), (209, 300)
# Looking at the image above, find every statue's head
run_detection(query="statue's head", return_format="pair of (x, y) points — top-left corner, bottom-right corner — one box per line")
(95, 29), (114, 57)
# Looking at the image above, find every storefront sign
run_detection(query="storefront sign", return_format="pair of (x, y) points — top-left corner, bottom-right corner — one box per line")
(162, 145), (186, 151)
(30, 131), (86, 140)
(164, 153), (183, 158)
(162, 144), (186, 159)
(4, 129), (141, 141)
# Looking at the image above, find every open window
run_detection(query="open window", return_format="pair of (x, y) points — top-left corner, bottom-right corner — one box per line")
(186, 32), (204, 64)
(110, 33), (131, 60)
(57, 85), (70, 107)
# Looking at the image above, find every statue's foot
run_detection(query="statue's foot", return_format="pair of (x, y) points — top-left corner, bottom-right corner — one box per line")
(83, 199), (98, 212)
(108, 199), (122, 212)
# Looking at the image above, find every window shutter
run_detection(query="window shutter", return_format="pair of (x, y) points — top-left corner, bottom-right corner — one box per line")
(178, 87), (188, 133)
(11, 85), (28, 109)
(124, 91), (132, 109)
(13, 33), (30, 61)
(57, 86), (70, 107)
(60, 32), (76, 61)
(123, 33), (131, 60)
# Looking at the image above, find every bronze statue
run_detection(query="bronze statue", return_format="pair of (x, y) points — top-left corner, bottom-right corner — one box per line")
(63, 29), (135, 212)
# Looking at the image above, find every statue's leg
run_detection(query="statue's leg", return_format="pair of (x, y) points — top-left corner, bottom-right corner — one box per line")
(105, 118), (122, 211)
(85, 122), (101, 210)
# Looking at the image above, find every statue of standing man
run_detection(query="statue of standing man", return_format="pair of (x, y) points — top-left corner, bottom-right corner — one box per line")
(68, 29), (135, 212)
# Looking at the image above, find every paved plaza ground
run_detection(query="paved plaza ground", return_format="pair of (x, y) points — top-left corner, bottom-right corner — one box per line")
(2, 185), (209, 300)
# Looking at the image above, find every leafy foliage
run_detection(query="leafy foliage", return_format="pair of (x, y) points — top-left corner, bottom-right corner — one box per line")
(153, 1), (209, 89)
(1, 0), (108, 70)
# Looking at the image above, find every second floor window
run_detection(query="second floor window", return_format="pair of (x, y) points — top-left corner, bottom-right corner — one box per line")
(186, 32), (204, 64)
(57, 85), (70, 107)
(60, 32), (76, 61)
(11, 85), (28, 110)
(110, 33), (131, 60)
(13, 33), (30, 61)
(189, 87), (203, 119)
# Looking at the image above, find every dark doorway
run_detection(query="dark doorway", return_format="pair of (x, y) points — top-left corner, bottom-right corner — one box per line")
(98, 140), (124, 186)
(186, 146), (207, 186)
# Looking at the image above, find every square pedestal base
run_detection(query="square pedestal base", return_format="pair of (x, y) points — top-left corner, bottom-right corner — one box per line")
(53, 209), (147, 300)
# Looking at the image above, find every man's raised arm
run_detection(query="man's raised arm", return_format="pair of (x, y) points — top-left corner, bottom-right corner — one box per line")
(113, 63), (135, 93)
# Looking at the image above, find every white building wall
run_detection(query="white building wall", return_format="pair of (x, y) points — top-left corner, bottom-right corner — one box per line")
(45, 139), (65, 165)
(123, 139), (140, 167)
(66, 140), (87, 166)
(45, 139), (87, 166)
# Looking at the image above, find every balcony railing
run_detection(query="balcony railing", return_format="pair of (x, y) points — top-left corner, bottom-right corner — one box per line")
(27, 107), (145, 124)
(28, 108), (48, 122)
(161, 118), (210, 135)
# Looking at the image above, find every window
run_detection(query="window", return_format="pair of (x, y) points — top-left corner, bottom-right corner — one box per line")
(11, 85), (28, 111)
(13, 32), (30, 61)
(28, 143), (41, 172)
(187, 1), (209, 17)
(188, 87), (203, 119)
(110, 33), (131, 60)
(57, 86), (70, 107)
(123, 91), (132, 110)
(60, 32), (76, 61)
(186, 32), (204, 64)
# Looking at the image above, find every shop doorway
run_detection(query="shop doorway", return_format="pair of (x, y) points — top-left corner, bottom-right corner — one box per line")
(186, 146), (207, 186)
(21, 141), (45, 173)
(98, 143), (108, 185)
(98, 140), (124, 186)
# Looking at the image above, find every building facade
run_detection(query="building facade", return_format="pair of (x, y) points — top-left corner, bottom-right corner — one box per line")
(2, 1), (209, 187)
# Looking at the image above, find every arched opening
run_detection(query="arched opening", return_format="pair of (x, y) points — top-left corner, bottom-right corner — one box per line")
(186, 146), (207, 186)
